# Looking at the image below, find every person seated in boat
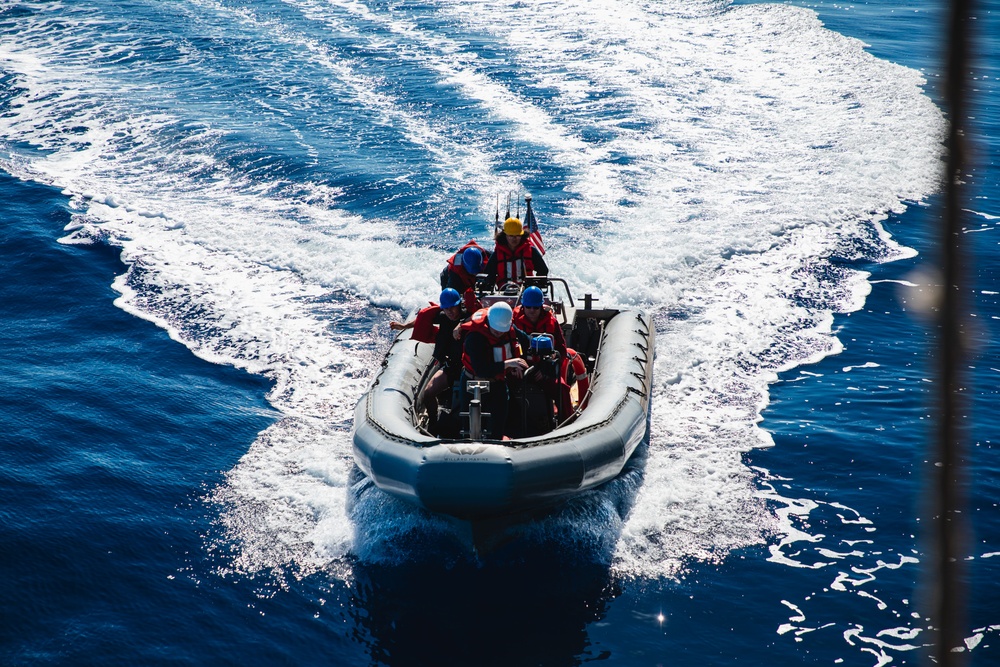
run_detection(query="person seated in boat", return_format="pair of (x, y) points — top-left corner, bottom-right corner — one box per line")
(512, 286), (567, 356)
(390, 288), (469, 430)
(440, 242), (489, 311)
(483, 217), (548, 289)
(458, 301), (531, 439)
(441, 242), (487, 292)
(506, 333), (563, 437)
(513, 286), (573, 421)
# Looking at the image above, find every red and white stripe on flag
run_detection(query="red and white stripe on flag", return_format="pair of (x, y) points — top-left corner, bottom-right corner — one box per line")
(530, 230), (546, 255)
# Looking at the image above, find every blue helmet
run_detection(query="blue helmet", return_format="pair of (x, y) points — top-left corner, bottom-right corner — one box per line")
(530, 334), (554, 354)
(521, 286), (544, 308)
(439, 288), (461, 309)
(461, 247), (483, 274)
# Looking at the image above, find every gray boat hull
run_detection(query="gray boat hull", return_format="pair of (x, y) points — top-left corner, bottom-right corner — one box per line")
(351, 310), (655, 519)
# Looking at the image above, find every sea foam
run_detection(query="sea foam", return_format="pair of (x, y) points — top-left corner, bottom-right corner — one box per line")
(0, 0), (944, 585)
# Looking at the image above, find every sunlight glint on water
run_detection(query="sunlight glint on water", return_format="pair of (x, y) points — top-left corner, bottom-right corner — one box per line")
(0, 0), (943, 597)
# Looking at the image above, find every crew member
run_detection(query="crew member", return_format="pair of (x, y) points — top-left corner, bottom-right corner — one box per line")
(459, 301), (530, 439)
(390, 288), (469, 429)
(512, 286), (572, 420)
(512, 286), (567, 356)
(441, 242), (488, 311)
(441, 242), (487, 291)
(483, 217), (547, 288)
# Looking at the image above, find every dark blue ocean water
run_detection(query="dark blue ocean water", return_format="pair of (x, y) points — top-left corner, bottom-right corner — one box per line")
(1, 0), (997, 665)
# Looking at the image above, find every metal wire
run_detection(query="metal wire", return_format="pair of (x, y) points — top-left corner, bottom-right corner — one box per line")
(932, 0), (975, 661)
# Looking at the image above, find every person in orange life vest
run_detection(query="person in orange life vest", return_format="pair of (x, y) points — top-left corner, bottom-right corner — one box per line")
(441, 243), (488, 293)
(440, 243), (487, 312)
(513, 286), (573, 420)
(483, 217), (547, 288)
(459, 302), (531, 439)
(390, 288), (468, 411)
(512, 286), (567, 356)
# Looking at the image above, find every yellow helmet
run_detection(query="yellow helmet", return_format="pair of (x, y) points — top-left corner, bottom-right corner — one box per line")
(503, 217), (523, 236)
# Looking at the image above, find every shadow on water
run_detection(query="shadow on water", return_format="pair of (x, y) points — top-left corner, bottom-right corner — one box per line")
(342, 441), (649, 667)
(347, 557), (618, 667)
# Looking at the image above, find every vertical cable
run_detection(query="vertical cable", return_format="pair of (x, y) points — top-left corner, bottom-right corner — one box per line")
(934, 0), (974, 661)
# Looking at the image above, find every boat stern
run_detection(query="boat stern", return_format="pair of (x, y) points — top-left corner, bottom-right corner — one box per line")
(415, 443), (515, 519)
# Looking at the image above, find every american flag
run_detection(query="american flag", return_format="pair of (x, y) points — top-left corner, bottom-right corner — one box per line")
(523, 197), (546, 255)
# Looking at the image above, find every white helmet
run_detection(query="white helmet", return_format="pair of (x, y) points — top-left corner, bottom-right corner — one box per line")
(487, 302), (513, 331)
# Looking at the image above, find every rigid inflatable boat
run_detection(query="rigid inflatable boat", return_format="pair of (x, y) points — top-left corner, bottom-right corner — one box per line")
(352, 278), (655, 520)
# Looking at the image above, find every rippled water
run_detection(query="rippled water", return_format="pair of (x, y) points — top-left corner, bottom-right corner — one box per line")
(1, 0), (996, 664)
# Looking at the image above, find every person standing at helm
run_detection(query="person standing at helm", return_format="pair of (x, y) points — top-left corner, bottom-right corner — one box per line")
(483, 217), (548, 288)
(459, 301), (531, 439)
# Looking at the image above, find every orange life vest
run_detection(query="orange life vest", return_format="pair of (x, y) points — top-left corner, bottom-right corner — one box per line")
(493, 237), (536, 285)
(460, 308), (520, 379)
(512, 305), (558, 338)
(410, 303), (442, 344)
(445, 240), (489, 291)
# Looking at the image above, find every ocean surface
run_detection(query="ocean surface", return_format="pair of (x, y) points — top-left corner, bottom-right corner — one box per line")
(1, 0), (996, 665)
